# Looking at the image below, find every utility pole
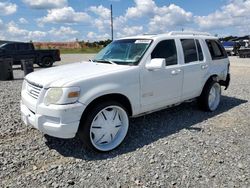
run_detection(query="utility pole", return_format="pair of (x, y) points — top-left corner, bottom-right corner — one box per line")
(110, 4), (114, 41)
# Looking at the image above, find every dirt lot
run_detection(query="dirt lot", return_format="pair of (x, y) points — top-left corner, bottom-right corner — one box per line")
(0, 56), (249, 187)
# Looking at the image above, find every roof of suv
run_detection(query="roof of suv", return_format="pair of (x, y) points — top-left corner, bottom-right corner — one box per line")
(120, 31), (218, 40)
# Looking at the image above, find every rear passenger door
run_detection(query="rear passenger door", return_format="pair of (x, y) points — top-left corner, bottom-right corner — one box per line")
(180, 39), (208, 100)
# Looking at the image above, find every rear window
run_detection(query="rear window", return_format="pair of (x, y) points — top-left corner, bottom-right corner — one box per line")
(206, 40), (227, 60)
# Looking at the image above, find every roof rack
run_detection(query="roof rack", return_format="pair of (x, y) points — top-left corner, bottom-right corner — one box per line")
(143, 33), (157, 35)
(169, 31), (212, 36)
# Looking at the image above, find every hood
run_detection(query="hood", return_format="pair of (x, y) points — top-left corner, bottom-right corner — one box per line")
(25, 61), (132, 88)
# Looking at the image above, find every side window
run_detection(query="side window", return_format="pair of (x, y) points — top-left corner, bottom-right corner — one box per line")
(18, 43), (29, 50)
(16, 44), (21, 50)
(206, 40), (227, 60)
(151, 40), (177, 66)
(196, 39), (204, 61)
(181, 39), (198, 63)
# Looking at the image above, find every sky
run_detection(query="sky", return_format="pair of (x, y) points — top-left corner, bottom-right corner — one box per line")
(0, 0), (250, 42)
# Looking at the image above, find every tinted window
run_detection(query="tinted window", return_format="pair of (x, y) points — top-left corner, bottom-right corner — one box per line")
(181, 39), (198, 63)
(17, 43), (30, 50)
(206, 40), (227, 60)
(151, 40), (177, 66)
(196, 39), (204, 61)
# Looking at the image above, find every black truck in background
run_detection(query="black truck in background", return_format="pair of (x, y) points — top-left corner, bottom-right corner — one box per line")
(0, 42), (61, 67)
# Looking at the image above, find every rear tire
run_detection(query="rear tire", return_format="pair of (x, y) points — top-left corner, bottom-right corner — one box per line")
(39, 57), (53, 68)
(198, 80), (221, 112)
(77, 101), (129, 152)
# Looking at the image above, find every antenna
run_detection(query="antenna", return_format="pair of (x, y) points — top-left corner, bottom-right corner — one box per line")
(110, 4), (114, 41)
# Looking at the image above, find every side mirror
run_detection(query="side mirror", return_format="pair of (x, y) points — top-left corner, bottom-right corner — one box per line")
(146, 58), (165, 71)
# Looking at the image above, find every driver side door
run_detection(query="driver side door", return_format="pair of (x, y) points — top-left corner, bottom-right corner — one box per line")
(140, 39), (183, 112)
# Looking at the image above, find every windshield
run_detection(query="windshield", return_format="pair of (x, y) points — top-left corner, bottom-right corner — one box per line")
(93, 39), (152, 65)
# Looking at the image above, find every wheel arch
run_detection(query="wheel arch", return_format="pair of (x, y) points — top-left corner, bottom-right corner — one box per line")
(200, 74), (220, 95)
(208, 74), (220, 82)
(80, 93), (133, 124)
(42, 55), (53, 61)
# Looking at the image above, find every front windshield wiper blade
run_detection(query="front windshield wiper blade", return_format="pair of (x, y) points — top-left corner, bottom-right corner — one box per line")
(92, 59), (117, 65)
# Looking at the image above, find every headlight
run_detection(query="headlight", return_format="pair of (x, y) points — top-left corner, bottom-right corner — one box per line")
(44, 87), (80, 106)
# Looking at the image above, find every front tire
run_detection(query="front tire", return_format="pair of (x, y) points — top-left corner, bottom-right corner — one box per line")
(198, 80), (221, 111)
(78, 101), (129, 152)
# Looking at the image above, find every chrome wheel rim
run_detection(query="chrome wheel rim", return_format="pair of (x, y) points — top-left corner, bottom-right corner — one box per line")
(208, 83), (221, 111)
(90, 105), (129, 151)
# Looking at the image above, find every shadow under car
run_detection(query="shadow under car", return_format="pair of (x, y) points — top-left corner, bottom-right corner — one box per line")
(44, 95), (247, 160)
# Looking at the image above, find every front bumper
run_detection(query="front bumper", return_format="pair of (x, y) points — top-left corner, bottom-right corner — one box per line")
(20, 100), (85, 138)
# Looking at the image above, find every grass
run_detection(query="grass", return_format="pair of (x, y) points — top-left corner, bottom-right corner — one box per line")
(59, 47), (102, 54)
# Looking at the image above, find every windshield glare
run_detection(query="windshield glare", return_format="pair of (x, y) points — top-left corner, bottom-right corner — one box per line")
(94, 39), (152, 65)
(0, 44), (6, 48)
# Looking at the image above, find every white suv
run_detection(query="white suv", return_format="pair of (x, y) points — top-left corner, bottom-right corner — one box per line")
(21, 31), (230, 152)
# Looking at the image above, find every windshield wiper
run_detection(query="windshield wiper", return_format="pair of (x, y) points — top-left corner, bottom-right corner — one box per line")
(92, 59), (117, 65)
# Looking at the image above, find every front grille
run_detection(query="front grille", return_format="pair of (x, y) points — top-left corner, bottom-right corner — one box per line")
(26, 82), (42, 99)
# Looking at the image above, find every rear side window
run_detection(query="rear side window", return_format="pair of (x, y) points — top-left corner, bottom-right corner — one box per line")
(151, 40), (177, 66)
(206, 40), (227, 60)
(17, 43), (30, 50)
(181, 39), (198, 63)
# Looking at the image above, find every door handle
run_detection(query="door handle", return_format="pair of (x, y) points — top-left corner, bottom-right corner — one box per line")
(201, 64), (208, 69)
(171, 70), (178, 75)
(171, 69), (181, 75)
(176, 69), (182, 73)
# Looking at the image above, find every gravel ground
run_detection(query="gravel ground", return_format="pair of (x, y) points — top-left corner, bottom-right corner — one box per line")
(0, 56), (249, 187)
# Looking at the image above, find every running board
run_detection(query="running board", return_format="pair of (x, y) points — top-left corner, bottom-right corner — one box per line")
(132, 99), (197, 118)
